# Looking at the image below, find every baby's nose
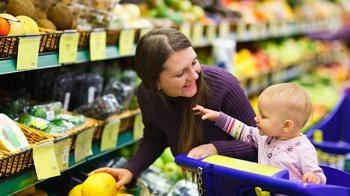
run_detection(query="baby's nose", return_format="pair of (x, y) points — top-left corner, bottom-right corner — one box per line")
(254, 116), (259, 122)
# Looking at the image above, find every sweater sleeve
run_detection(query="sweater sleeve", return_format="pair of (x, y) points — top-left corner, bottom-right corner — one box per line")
(124, 86), (167, 180)
(215, 112), (259, 147)
(208, 70), (257, 161)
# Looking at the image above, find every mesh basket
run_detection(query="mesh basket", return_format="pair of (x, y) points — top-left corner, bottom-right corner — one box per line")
(39, 32), (62, 53)
(0, 123), (53, 178)
(93, 109), (140, 141)
(106, 29), (120, 45)
(0, 36), (20, 58)
(78, 31), (90, 49)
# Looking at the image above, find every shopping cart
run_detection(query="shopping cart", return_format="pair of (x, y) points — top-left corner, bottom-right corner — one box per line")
(306, 88), (350, 154)
(175, 154), (350, 195)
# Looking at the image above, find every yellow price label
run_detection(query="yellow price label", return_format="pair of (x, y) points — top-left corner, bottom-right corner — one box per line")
(180, 24), (191, 39)
(119, 29), (136, 56)
(206, 25), (216, 43)
(219, 21), (230, 39)
(54, 138), (72, 171)
(139, 28), (151, 40)
(101, 120), (120, 151)
(74, 127), (95, 163)
(90, 31), (106, 61)
(236, 23), (246, 39)
(192, 24), (203, 46)
(33, 141), (60, 180)
(17, 36), (40, 70)
(59, 32), (79, 63)
(133, 114), (144, 140)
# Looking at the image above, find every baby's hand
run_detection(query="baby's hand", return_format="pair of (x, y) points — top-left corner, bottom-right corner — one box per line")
(302, 172), (321, 184)
(192, 105), (220, 121)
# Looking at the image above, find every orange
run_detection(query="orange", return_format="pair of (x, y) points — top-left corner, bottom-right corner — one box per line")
(0, 17), (10, 36)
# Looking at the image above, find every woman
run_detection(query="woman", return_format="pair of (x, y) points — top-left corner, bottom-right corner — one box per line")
(93, 28), (257, 188)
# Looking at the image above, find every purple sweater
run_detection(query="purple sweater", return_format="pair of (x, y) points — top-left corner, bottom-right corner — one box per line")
(125, 65), (257, 179)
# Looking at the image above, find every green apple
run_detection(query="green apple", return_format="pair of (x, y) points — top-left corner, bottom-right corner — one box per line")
(152, 158), (165, 170)
(119, 147), (132, 159)
(163, 162), (179, 181)
(161, 147), (174, 163)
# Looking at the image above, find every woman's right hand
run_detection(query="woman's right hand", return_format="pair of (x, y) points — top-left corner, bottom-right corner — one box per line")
(90, 167), (133, 188)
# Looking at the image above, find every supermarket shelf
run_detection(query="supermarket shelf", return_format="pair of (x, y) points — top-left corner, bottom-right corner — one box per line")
(0, 130), (136, 196)
(0, 45), (136, 76)
(0, 53), (61, 75)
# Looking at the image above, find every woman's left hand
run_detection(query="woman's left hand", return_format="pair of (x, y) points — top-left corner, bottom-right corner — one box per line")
(187, 143), (218, 159)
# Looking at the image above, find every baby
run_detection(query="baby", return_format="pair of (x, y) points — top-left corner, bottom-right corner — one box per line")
(193, 83), (326, 184)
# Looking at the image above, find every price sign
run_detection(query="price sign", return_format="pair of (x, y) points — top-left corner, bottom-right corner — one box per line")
(17, 36), (40, 70)
(101, 120), (120, 151)
(54, 138), (72, 171)
(119, 29), (135, 56)
(33, 141), (60, 180)
(219, 21), (230, 39)
(74, 128), (94, 162)
(139, 28), (151, 40)
(59, 32), (79, 63)
(180, 23), (191, 39)
(90, 30), (106, 61)
(206, 24), (216, 42)
(133, 114), (144, 140)
(192, 23), (203, 46)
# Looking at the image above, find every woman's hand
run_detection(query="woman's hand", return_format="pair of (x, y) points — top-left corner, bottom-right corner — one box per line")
(192, 105), (220, 121)
(187, 143), (218, 159)
(90, 167), (133, 188)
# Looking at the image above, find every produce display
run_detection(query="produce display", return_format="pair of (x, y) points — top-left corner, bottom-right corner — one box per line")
(0, 113), (29, 153)
(0, 0), (349, 195)
(18, 102), (86, 134)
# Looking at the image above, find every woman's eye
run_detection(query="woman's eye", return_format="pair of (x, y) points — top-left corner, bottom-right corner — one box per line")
(192, 59), (197, 65)
(176, 72), (184, 77)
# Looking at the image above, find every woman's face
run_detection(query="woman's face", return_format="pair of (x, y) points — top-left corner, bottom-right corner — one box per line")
(157, 47), (201, 98)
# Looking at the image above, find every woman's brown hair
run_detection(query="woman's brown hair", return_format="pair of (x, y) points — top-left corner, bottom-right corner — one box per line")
(134, 28), (208, 154)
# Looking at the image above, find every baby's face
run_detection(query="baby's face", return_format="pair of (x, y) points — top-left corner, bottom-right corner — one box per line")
(255, 96), (286, 137)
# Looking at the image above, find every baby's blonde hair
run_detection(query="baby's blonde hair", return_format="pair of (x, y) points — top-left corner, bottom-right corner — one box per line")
(260, 83), (312, 129)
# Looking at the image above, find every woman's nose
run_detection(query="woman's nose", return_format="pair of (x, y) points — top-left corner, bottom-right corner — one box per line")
(189, 67), (199, 81)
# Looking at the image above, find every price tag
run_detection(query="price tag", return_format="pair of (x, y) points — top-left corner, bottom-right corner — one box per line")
(236, 22), (246, 40)
(180, 23), (191, 39)
(133, 114), (144, 140)
(219, 21), (230, 39)
(33, 141), (60, 180)
(90, 31), (106, 61)
(59, 32), (79, 63)
(250, 76), (260, 92)
(54, 138), (72, 171)
(17, 36), (40, 70)
(139, 28), (151, 40)
(119, 29), (135, 56)
(101, 120), (120, 151)
(206, 24), (216, 43)
(192, 23), (203, 46)
(74, 127), (94, 163)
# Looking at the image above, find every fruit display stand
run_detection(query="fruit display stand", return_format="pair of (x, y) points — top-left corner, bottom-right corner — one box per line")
(0, 1), (347, 195)
(0, 121), (137, 196)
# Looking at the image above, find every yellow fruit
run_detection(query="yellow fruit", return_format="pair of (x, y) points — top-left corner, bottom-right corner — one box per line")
(81, 173), (117, 196)
(15, 15), (39, 35)
(68, 184), (82, 196)
(0, 13), (23, 35)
